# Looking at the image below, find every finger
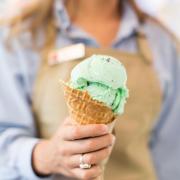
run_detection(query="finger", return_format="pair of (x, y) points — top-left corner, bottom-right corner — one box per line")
(67, 146), (113, 168)
(72, 165), (102, 180)
(63, 134), (115, 155)
(55, 166), (73, 178)
(62, 124), (109, 140)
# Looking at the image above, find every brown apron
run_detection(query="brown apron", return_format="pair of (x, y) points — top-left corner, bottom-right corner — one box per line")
(32, 33), (162, 180)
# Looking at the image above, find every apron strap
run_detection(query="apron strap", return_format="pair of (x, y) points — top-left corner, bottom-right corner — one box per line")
(136, 30), (153, 65)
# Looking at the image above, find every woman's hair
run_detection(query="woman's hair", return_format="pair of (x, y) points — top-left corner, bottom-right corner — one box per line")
(2, 0), (178, 53)
(6, 0), (145, 29)
(4, 0), (146, 43)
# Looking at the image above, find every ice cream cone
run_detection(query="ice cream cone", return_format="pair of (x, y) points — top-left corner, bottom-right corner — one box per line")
(59, 55), (128, 180)
(62, 82), (117, 125)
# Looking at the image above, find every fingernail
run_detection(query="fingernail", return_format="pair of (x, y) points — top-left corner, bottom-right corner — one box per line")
(102, 125), (108, 133)
(113, 136), (116, 144)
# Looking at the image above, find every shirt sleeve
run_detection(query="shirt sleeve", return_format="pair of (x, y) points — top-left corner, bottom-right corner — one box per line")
(0, 31), (53, 180)
(149, 23), (180, 180)
(146, 19), (180, 135)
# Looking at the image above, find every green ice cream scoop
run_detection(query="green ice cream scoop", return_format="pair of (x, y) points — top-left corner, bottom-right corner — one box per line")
(69, 55), (129, 114)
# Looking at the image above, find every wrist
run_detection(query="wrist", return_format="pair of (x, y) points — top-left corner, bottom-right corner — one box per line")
(32, 140), (52, 176)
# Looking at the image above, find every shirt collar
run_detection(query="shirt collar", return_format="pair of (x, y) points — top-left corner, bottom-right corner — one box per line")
(115, 2), (140, 42)
(54, 0), (71, 31)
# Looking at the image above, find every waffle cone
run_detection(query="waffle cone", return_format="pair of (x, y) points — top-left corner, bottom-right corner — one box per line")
(62, 82), (116, 125)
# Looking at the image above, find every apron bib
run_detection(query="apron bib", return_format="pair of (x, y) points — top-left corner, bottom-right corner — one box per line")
(32, 33), (162, 180)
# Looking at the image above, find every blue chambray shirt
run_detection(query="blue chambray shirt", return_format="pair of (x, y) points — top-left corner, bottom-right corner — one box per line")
(0, 1), (180, 180)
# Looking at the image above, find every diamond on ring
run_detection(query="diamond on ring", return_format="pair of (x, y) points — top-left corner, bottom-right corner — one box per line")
(79, 154), (91, 169)
(80, 163), (91, 169)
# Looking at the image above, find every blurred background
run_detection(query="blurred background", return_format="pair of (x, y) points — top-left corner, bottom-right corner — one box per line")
(136, 0), (180, 39)
(0, 0), (179, 39)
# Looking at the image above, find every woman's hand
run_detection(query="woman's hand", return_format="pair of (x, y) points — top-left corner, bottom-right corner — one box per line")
(32, 117), (115, 179)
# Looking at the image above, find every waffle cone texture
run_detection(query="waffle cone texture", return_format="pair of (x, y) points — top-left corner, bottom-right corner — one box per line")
(62, 82), (116, 125)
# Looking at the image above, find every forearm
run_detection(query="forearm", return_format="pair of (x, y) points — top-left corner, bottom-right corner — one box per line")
(32, 140), (52, 176)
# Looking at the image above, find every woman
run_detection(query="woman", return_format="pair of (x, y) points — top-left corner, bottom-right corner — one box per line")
(0, 0), (179, 180)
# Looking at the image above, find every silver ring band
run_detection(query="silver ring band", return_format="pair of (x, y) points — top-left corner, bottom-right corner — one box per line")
(79, 154), (91, 169)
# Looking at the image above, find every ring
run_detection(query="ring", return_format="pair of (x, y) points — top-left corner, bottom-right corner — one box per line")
(79, 154), (91, 169)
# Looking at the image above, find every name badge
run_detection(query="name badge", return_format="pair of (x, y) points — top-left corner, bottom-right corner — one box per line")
(48, 43), (85, 66)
